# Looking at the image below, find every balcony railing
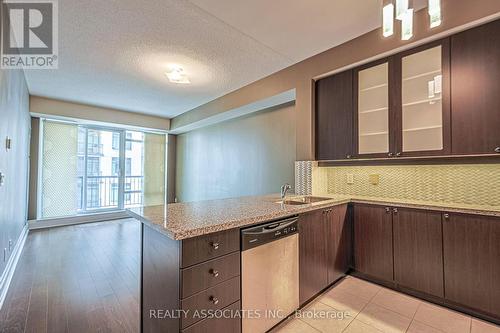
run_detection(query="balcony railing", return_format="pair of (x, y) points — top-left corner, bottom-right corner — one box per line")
(77, 175), (143, 210)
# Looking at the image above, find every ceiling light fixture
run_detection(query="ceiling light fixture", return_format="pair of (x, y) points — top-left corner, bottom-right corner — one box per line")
(165, 65), (190, 84)
(382, 3), (395, 37)
(428, 0), (442, 28)
(395, 0), (408, 20)
(401, 8), (414, 40)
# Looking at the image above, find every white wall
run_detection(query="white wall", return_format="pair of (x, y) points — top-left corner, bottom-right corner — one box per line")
(0, 68), (30, 275)
(175, 103), (296, 202)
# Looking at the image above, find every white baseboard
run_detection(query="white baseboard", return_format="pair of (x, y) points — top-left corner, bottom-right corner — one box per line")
(0, 224), (29, 310)
(28, 211), (129, 230)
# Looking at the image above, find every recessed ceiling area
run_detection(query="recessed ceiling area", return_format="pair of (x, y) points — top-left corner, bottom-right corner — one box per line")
(24, 0), (425, 118)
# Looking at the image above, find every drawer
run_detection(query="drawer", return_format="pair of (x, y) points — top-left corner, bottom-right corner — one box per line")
(181, 229), (240, 268)
(181, 252), (240, 298)
(181, 301), (241, 333)
(181, 276), (240, 329)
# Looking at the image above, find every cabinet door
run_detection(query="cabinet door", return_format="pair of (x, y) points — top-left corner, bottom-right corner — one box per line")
(354, 59), (395, 158)
(299, 209), (328, 305)
(353, 204), (393, 281)
(443, 213), (500, 318)
(315, 71), (353, 160)
(451, 20), (500, 155)
(393, 208), (444, 297)
(396, 40), (451, 156)
(327, 204), (351, 284)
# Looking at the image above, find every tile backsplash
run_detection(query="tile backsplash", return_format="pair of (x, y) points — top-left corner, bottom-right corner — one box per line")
(312, 164), (500, 207)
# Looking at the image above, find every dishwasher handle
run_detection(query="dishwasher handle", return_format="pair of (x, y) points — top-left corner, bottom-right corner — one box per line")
(241, 216), (298, 250)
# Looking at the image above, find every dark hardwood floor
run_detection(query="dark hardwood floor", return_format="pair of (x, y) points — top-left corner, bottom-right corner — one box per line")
(0, 219), (140, 333)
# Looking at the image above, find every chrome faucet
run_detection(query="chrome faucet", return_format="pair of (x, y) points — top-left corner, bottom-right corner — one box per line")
(280, 183), (292, 201)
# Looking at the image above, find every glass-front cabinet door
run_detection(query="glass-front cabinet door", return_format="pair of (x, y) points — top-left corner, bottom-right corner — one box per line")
(355, 60), (392, 157)
(397, 40), (450, 156)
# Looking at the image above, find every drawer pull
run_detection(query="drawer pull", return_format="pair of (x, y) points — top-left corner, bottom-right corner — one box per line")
(211, 242), (220, 250)
(495, 147), (500, 153)
(393, 208), (398, 213)
(210, 296), (219, 305)
(443, 213), (450, 219)
(209, 269), (219, 277)
(385, 207), (391, 213)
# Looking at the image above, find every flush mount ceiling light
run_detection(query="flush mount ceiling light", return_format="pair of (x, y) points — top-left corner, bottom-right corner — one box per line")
(382, 0), (442, 40)
(165, 65), (190, 84)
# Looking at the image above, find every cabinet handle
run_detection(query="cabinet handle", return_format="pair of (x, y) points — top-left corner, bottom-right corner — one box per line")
(346, 155), (352, 159)
(396, 152), (401, 157)
(385, 207), (391, 213)
(211, 242), (220, 250)
(209, 269), (219, 277)
(495, 147), (500, 153)
(393, 208), (398, 213)
(443, 213), (450, 220)
(210, 296), (219, 305)
(388, 152), (394, 157)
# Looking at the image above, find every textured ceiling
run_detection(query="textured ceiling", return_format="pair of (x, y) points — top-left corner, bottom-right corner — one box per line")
(24, 0), (425, 118)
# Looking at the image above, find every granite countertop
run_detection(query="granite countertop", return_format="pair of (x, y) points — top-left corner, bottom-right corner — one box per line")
(127, 194), (500, 240)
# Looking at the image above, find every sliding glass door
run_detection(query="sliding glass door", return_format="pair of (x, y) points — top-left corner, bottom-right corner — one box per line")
(40, 119), (164, 219)
(77, 127), (145, 213)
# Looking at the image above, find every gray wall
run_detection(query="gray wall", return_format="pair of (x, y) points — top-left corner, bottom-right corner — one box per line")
(175, 103), (296, 202)
(0, 68), (30, 275)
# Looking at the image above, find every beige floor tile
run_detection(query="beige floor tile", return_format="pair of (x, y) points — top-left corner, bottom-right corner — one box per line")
(471, 318), (500, 333)
(356, 303), (412, 333)
(272, 318), (320, 333)
(370, 288), (420, 318)
(407, 320), (445, 333)
(318, 288), (369, 316)
(299, 300), (354, 333)
(413, 302), (471, 333)
(343, 320), (384, 333)
(333, 277), (381, 301)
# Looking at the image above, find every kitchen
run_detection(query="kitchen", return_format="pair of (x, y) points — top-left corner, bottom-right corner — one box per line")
(0, 1), (500, 333)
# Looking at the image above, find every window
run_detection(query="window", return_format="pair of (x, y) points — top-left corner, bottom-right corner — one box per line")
(87, 157), (100, 176)
(39, 120), (165, 218)
(112, 132), (120, 150)
(112, 157), (119, 176)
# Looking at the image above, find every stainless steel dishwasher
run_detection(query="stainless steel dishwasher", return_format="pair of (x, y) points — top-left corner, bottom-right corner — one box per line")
(241, 216), (299, 333)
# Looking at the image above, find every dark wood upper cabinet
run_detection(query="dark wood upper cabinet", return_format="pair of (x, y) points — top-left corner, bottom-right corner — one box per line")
(315, 70), (353, 160)
(299, 209), (328, 305)
(443, 213), (500, 318)
(353, 58), (396, 159)
(393, 39), (451, 157)
(451, 20), (500, 155)
(353, 204), (394, 281)
(326, 204), (352, 284)
(393, 208), (444, 297)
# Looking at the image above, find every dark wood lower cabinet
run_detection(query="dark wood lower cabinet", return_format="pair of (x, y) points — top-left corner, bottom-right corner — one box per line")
(299, 209), (328, 305)
(181, 302), (241, 333)
(327, 204), (351, 284)
(353, 204), (394, 281)
(393, 208), (444, 297)
(443, 213), (500, 318)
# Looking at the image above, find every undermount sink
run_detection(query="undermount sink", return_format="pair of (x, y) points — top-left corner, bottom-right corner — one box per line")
(276, 196), (331, 205)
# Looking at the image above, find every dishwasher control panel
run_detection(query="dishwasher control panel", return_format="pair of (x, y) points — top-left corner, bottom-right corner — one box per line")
(241, 216), (298, 251)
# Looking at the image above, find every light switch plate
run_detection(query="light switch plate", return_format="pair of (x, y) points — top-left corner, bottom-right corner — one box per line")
(369, 174), (380, 185)
(347, 174), (355, 185)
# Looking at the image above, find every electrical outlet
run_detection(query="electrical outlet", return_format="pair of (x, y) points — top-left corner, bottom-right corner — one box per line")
(347, 174), (355, 185)
(369, 174), (380, 185)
